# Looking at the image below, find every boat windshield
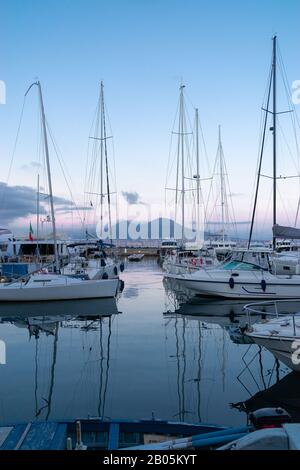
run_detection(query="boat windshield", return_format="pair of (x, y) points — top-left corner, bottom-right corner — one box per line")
(221, 260), (264, 271)
(226, 250), (270, 270)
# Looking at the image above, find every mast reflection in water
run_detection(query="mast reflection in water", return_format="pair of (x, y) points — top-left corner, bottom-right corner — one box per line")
(0, 260), (296, 427)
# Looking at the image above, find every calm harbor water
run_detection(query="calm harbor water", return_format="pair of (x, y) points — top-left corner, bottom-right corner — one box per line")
(0, 259), (298, 427)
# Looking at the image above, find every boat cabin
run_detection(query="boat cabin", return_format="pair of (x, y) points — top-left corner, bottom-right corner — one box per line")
(6, 240), (70, 263)
(223, 249), (272, 271)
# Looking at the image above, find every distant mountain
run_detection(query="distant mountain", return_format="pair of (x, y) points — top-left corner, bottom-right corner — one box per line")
(54, 217), (272, 242)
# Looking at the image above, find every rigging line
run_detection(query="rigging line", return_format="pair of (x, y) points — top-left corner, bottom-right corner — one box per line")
(247, 63), (273, 249)
(104, 101), (118, 192)
(204, 141), (221, 229)
(182, 92), (194, 142)
(295, 190), (300, 227)
(0, 95), (26, 205)
(258, 185), (273, 240)
(84, 96), (101, 203)
(277, 184), (292, 227)
(165, 98), (180, 188)
(247, 63), (273, 226)
(277, 46), (300, 166)
(102, 84), (113, 242)
(223, 156), (238, 236)
(278, 44), (300, 126)
(185, 89), (211, 178)
(46, 121), (85, 227)
(47, 117), (83, 200)
(185, 91), (211, 179)
(275, 57), (300, 165)
(175, 89), (183, 221)
(103, 111), (118, 237)
(277, 120), (299, 171)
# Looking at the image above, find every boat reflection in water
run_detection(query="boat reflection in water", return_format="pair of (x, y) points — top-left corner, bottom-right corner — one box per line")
(0, 297), (119, 321)
(162, 276), (297, 424)
(164, 277), (300, 337)
(0, 298), (119, 421)
(163, 276), (250, 327)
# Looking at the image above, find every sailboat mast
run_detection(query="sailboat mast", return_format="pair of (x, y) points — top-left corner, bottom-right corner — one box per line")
(101, 83), (113, 242)
(36, 173), (40, 261)
(180, 85), (185, 243)
(272, 36), (277, 251)
(37, 81), (59, 271)
(195, 109), (200, 206)
(195, 108), (201, 248)
(100, 82), (104, 236)
(219, 125), (225, 242)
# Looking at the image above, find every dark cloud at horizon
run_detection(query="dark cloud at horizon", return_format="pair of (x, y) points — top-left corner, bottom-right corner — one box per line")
(0, 182), (79, 225)
(121, 191), (146, 205)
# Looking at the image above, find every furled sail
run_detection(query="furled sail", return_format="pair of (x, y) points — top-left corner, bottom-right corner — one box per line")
(273, 224), (300, 239)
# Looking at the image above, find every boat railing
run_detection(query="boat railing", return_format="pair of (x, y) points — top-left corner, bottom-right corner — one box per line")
(244, 299), (300, 336)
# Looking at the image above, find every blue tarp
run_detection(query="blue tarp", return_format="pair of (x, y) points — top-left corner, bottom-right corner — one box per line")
(1, 263), (29, 278)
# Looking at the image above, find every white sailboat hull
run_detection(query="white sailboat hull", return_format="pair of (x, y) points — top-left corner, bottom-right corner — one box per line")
(0, 274), (119, 302)
(247, 335), (300, 372)
(165, 270), (300, 299)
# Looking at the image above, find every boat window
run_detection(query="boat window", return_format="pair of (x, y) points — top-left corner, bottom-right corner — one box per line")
(19, 244), (56, 256)
(222, 260), (263, 271)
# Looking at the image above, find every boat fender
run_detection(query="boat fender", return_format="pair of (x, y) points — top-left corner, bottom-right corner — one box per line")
(113, 266), (118, 276)
(102, 272), (108, 280)
(192, 258), (197, 266)
(119, 279), (125, 292)
(120, 262), (125, 272)
(101, 259), (106, 267)
(229, 277), (235, 289)
(261, 279), (267, 292)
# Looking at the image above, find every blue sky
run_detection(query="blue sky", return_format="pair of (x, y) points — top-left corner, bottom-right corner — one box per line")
(0, 0), (299, 236)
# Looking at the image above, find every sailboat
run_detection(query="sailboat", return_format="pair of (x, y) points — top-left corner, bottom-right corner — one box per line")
(163, 86), (215, 274)
(165, 37), (300, 299)
(64, 81), (123, 280)
(0, 81), (118, 301)
(203, 126), (237, 259)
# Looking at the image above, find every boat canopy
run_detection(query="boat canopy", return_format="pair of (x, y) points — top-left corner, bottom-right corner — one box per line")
(229, 249), (271, 270)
